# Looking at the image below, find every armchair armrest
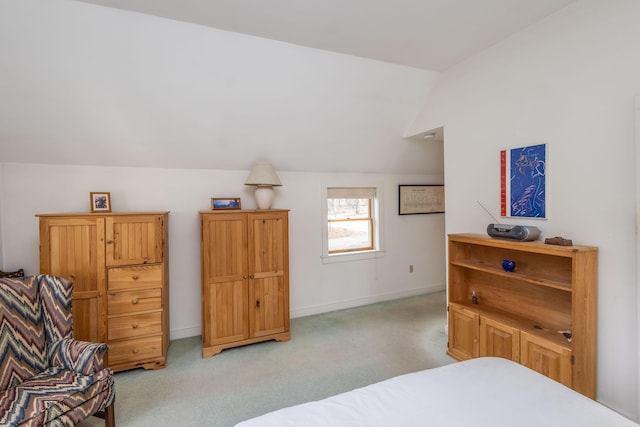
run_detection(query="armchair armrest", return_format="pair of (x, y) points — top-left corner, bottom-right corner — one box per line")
(48, 338), (109, 375)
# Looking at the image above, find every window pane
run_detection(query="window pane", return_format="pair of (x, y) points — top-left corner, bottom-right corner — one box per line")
(327, 199), (370, 220)
(328, 219), (372, 252)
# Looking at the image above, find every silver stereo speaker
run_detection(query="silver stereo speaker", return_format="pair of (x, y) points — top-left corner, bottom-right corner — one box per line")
(486, 224), (541, 241)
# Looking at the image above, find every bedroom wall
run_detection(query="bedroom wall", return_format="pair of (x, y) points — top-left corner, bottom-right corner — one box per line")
(0, 163), (446, 337)
(0, 0), (440, 176)
(0, 0), (447, 342)
(408, 0), (640, 419)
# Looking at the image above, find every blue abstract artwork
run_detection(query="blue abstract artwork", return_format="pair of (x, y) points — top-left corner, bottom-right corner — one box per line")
(502, 144), (546, 218)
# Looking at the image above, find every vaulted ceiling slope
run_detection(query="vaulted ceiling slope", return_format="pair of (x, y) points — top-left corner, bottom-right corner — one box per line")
(74, 0), (575, 71)
(1, 0), (575, 174)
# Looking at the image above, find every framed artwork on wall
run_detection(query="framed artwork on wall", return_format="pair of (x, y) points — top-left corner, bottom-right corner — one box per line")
(500, 143), (547, 219)
(398, 185), (445, 215)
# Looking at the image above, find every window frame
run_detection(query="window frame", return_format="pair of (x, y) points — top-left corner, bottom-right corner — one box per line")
(328, 198), (374, 254)
(321, 184), (385, 264)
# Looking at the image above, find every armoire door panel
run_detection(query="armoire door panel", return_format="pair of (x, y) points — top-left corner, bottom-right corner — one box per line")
(203, 280), (249, 346)
(39, 217), (106, 343)
(249, 214), (286, 275)
(202, 215), (247, 279)
(251, 277), (287, 338)
(106, 215), (164, 266)
(72, 297), (100, 343)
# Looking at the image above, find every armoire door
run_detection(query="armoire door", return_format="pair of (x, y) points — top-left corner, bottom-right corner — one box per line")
(201, 212), (249, 347)
(248, 211), (289, 338)
(105, 214), (165, 266)
(39, 217), (106, 343)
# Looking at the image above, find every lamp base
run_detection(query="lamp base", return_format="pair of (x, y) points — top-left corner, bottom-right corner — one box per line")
(254, 186), (275, 209)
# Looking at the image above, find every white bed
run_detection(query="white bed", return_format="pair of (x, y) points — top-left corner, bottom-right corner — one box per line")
(235, 357), (638, 427)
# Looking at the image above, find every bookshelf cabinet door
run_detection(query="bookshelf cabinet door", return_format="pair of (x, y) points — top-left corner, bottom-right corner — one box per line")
(520, 331), (572, 388)
(480, 317), (520, 362)
(447, 304), (479, 360)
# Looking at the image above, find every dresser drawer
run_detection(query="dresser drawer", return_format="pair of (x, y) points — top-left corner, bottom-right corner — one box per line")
(108, 265), (162, 290)
(108, 312), (162, 341)
(108, 289), (162, 315)
(108, 335), (163, 366)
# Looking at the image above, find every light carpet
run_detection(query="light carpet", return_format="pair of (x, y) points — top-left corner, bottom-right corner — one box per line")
(79, 290), (454, 427)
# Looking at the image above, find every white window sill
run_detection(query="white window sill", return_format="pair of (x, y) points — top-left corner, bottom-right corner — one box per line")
(321, 249), (385, 264)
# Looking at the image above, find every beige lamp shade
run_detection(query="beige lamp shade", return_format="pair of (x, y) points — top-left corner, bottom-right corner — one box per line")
(245, 162), (282, 209)
(244, 162), (282, 187)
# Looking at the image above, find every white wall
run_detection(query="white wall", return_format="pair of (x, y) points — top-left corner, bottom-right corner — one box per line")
(0, 0), (447, 347)
(636, 95), (640, 419)
(409, 0), (640, 419)
(0, 0), (440, 175)
(0, 163), (446, 337)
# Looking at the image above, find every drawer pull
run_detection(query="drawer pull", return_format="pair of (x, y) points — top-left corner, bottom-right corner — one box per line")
(133, 349), (139, 354)
(106, 240), (114, 244)
(132, 275), (139, 280)
(132, 299), (139, 304)
(132, 324), (139, 329)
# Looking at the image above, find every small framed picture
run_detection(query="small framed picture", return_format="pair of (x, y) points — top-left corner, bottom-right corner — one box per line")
(90, 192), (112, 213)
(211, 198), (241, 210)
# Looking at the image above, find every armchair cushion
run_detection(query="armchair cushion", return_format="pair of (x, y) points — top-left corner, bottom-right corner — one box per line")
(0, 366), (114, 426)
(48, 338), (108, 375)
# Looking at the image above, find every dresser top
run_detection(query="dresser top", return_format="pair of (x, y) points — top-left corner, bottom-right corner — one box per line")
(36, 211), (170, 217)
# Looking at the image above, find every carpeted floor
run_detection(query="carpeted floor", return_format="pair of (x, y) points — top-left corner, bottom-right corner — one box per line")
(79, 290), (454, 427)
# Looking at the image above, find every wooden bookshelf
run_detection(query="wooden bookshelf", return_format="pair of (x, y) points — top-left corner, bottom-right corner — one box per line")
(447, 233), (597, 398)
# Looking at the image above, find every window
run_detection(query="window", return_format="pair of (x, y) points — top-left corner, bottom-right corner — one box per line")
(322, 186), (384, 262)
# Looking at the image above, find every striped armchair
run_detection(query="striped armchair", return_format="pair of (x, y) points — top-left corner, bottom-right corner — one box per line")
(0, 275), (115, 426)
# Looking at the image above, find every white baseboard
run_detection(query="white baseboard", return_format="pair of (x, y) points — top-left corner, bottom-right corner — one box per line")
(290, 284), (445, 319)
(170, 325), (201, 341)
(169, 284), (446, 340)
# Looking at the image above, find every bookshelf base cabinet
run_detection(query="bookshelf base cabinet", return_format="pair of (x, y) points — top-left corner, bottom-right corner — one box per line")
(446, 234), (597, 398)
(200, 210), (290, 358)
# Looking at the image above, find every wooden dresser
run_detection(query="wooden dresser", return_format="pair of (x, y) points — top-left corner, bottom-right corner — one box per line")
(200, 209), (290, 358)
(446, 233), (597, 398)
(37, 212), (169, 372)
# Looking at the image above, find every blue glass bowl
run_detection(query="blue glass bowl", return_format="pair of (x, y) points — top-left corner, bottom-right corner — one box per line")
(502, 259), (516, 272)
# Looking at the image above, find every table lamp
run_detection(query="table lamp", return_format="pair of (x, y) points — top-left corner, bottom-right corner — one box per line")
(245, 162), (282, 209)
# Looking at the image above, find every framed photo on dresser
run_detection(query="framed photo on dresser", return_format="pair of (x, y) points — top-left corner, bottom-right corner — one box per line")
(90, 192), (111, 213)
(211, 198), (241, 210)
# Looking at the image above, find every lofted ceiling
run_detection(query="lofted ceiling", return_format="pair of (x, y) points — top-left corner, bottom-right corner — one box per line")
(1, 0), (578, 175)
(73, 0), (576, 71)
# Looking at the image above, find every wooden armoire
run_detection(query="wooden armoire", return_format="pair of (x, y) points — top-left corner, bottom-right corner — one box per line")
(37, 212), (169, 372)
(200, 209), (290, 358)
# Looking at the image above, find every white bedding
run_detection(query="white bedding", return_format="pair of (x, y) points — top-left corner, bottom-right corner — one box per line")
(235, 357), (638, 427)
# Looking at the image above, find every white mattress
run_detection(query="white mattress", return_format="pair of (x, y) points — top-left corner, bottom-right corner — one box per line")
(235, 357), (638, 427)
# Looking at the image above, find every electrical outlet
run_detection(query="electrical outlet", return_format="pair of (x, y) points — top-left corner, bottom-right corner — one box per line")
(409, 265), (414, 273)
